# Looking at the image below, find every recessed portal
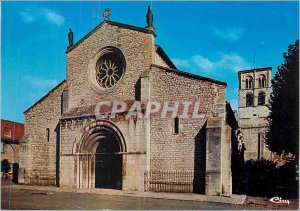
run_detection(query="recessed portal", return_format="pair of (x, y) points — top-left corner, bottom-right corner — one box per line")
(95, 136), (122, 190)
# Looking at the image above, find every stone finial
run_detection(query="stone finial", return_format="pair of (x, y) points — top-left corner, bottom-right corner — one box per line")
(146, 5), (154, 30)
(103, 8), (111, 21)
(68, 28), (73, 47)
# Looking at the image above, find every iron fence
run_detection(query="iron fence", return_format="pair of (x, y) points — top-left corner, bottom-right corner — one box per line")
(144, 170), (195, 193)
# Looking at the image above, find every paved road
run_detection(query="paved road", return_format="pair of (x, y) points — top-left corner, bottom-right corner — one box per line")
(1, 182), (297, 210)
(1, 188), (244, 210)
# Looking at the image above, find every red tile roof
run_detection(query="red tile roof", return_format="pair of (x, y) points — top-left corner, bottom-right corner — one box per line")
(1, 119), (24, 142)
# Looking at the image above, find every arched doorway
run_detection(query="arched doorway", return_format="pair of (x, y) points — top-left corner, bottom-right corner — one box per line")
(95, 136), (122, 189)
(75, 120), (126, 189)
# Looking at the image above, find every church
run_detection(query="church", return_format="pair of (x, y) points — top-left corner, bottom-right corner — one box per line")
(18, 7), (240, 196)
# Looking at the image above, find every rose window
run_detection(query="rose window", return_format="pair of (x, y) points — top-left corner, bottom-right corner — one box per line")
(95, 51), (125, 89)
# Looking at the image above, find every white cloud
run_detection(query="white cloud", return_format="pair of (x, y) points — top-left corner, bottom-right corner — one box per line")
(172, 59), (190, 68)
(191, 52), (251, 73)
(19, 7), (65, 27)
(43, 9), (65, 26)
(170, 53), (248, 109)
(19, 12), (35, 23)
(192, 55), (214, 70)
(218, 52), (251, 72)
(24, 76), (59, 88)
(213, 27), (245, 41)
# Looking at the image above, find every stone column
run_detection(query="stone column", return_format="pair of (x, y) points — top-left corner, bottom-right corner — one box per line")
(221, 124), (232, 196)
(205, 117), (232, 196)
(205, 117), (222, 195)
(141, 70), (151, 174)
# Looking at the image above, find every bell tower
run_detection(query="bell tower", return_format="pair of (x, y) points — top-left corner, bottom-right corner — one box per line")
(238, 67), (272, 160)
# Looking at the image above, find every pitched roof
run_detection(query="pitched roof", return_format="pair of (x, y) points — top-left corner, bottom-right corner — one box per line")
(155, 45), (177, 69)
(60, 100), (148, 120)
(1, 119), (24, 142)
(151, 64), (227, 86)
(66, 20), (156, 54)
(65, 20), (176, 69)
(24, 80), (66, 114)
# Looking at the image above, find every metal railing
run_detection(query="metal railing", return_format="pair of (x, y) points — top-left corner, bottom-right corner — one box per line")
(144, 170), (195, 193)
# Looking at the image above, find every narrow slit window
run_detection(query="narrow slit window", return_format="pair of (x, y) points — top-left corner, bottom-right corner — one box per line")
(46, 128), (50, 142)
(174, 117), (179, 135)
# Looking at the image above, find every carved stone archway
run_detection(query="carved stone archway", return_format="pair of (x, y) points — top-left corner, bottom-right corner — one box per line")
(73, 120), (126, 189)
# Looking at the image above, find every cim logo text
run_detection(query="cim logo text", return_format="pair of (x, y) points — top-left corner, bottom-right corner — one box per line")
(270, 196), (290, 205)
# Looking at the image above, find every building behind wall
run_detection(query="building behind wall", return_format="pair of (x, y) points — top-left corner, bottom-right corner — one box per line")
(238, 67), (273, 161)
(1, 119), (24, 182)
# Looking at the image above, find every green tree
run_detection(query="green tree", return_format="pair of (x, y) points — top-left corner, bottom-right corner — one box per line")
(266, 40), (299, 160)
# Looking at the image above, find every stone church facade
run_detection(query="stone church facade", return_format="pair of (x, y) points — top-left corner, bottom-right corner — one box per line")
(238, 67), (273, 161)
(19, 8), (239, 196)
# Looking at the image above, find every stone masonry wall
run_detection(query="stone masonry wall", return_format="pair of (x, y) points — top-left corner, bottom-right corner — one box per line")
(60, 117), (148, 191)
(154, 52), (169, 68)
(66, 22), (155, 110)
(19, 81), (67, 186)
(59, 22), (156, 190)
(149, 65), (226, 173)
(239, 123), (272, 160)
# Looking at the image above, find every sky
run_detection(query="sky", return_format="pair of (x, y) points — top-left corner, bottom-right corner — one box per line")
(2, 1), (299, 123)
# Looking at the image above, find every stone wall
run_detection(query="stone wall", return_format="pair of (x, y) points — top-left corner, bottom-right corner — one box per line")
(238, 123), (272, 160)
(58, 21), (156, 191)
(149, 65), (226, 171)
(154, 52), (169, 67)
(148, 65), (228, 195)
(19, 81), (67, 186)
(66, 22), (155, 110)
(59, 117), (148, 191)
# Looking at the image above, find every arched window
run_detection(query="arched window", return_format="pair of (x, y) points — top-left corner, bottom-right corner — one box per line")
(258, 74), (267, 88)
(245, 76), (253, 89)
(3, 126), (12, 138)
(258, 92), (265, 105)
(262, 75), (267, 87)
(246, 93), (254, 107)
(258, 78), (262, 88)
(248, 77), (253, 89)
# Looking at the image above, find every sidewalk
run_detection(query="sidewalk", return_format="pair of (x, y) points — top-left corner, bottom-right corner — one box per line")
(2, 184), (246, 205)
